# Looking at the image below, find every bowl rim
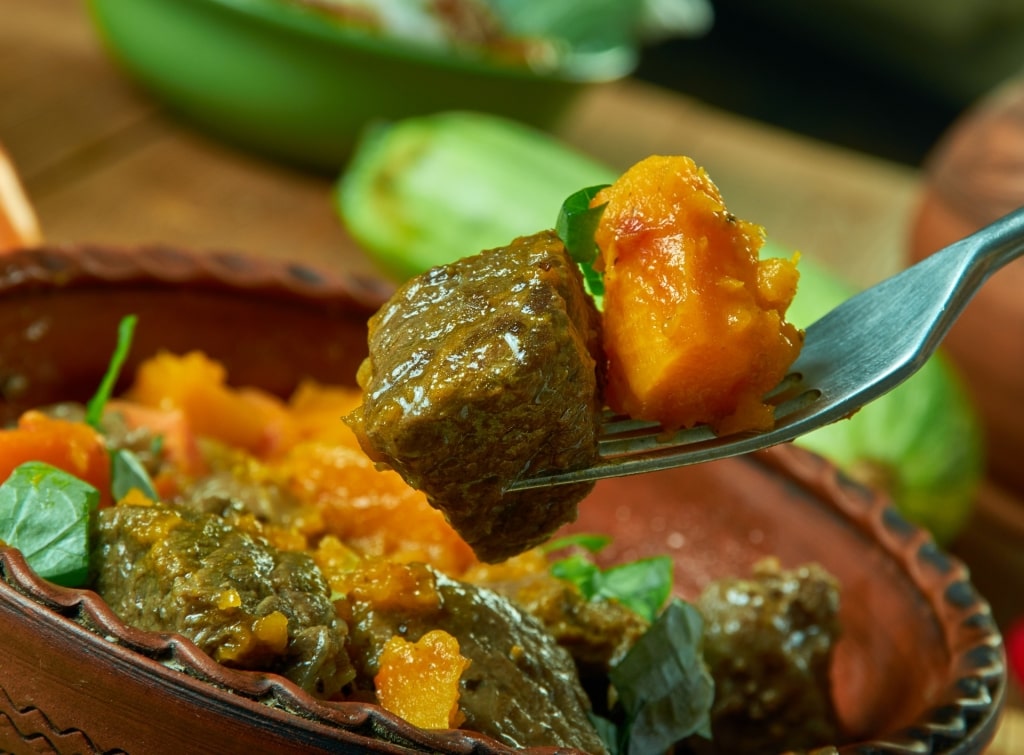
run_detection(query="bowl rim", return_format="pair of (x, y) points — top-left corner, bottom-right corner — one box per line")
(91, 0), (638, 84)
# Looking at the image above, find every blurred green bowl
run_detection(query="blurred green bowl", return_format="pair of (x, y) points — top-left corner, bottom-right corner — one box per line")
(85, 0), (636, 171)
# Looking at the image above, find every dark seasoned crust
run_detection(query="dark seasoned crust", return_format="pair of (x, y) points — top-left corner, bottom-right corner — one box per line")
(340, 562), (608, 754)
(694, 558), (842, 754)
(346, 231), (603, 562)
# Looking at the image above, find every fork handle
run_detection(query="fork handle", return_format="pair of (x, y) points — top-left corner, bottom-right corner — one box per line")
(959, 205), (1024, 278)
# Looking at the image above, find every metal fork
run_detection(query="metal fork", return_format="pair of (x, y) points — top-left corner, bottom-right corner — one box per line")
(507, 206), (1024, 491)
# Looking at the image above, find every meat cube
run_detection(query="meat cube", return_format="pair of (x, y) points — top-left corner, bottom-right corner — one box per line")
(92, 501), (354, 699)
(695, 558), (842, 753)
(339, 560), (608, 754)
(346, 231), (604, 562)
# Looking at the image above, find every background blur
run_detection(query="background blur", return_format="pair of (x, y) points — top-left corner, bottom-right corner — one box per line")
(635, 0), (1024, 165)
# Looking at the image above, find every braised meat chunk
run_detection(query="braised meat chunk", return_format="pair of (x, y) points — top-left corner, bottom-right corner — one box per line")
(695, 558), (842, 754)
(338, 561), (608, 754)
(92, 501), (354, 699)
(346, 231), (604, 563)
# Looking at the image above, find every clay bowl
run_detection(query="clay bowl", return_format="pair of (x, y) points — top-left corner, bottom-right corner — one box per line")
(909, 77), (1024, 502)
(0, 246), (1007, 754)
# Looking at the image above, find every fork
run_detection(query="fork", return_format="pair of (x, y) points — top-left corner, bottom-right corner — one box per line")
(507, 206), (1024, 491)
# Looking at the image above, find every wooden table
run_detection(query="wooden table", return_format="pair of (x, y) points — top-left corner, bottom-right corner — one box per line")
(1, 1), (1020, 752)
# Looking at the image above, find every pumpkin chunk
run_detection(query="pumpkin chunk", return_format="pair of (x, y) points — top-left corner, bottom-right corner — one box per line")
(594, 155), (802, 434)
(375, 629), (471, 730)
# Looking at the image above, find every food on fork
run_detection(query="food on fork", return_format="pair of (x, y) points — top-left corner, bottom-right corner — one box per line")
(345, 230), (604, 563)
(348, 155), (803, 560)
(596, 156), (802, 434)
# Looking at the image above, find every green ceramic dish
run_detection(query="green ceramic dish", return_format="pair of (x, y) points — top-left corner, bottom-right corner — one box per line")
(85, 0), (635, 170)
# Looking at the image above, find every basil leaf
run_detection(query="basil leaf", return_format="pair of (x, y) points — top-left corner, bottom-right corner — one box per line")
(557, 185), (609, 300)
(550, 551), (673, 623)
(588, 712), (622, 755)
(0, 461), (100, 587)
(550, 553), (602, 598)
(110, 448), (158, 502)
(85, 314), (138, 430)
(596, 556), (673, 623)
(556, 184), (608, 265)
(611, 598), (715, 754)
(541, 532), (611, 555)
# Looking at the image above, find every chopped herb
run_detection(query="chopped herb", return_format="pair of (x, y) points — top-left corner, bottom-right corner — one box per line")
(0, 461), (100, 587)
(110, 447), (158, 502)
(547, 533), (673, 623)
(551, 552), (672, 623)
(80, 314), (158, 502)
(610, 599), (715, 754)
(556, 185), (609, 299)
(85, 314), (138, 430)
(541, 532), (611, 555)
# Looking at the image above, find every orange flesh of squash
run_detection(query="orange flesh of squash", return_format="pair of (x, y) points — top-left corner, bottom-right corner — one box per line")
(594, 155), (802, 434)
(0, 412), (112, 505)
(375, 629), (470, 730)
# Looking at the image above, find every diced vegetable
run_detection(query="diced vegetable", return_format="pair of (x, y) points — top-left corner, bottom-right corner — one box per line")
(0, 461), (100, 586)
(0, 411), (112, 505)
(593, 155), (802, 434)
(375, 630), (471, 730)
(125, 351), (297, 458)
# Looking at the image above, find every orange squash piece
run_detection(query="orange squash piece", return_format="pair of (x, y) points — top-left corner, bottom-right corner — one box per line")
(0, 412), (112, 505)
(594, 155), (802, 434)
(125, 351), (298, 458)
(375, 629), (470, 730)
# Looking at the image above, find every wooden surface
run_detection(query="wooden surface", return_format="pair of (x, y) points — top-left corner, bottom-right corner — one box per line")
(0, 1), (1020, 752)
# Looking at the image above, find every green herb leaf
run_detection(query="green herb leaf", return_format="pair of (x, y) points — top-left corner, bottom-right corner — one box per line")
(85, 314), (138, 430)
(587, 712), (622, 755)
(557, 185), (609, 299)
(610, 598), (715, 754)
(597, 556), (673, 623)
(110, 448), (158, 502)
(0, 461), (100, 587)
(551, 553), (603, 598)
(550, 550), (673, 623)
(541, 532), (611, 555)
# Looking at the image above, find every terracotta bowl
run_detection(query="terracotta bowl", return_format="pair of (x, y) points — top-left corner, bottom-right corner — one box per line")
(909, 77), (1024, 502)
(0, 246), (1007, 754)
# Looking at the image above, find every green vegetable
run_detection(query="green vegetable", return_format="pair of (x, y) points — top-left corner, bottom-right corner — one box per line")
(551, 552), (673, 623)
(86, 313), (138, 429)
(336, 111), (616, 280)
(0, 461), (100, 587)
(545, 535), (710, 752)
(768, 243), (984, 543)
(82, 313), (159, 502)
(110, 447), (158, 501)
(607, 599), (715, 754)
(546, 534), (673, 622)
(556, 185), (609, 298)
